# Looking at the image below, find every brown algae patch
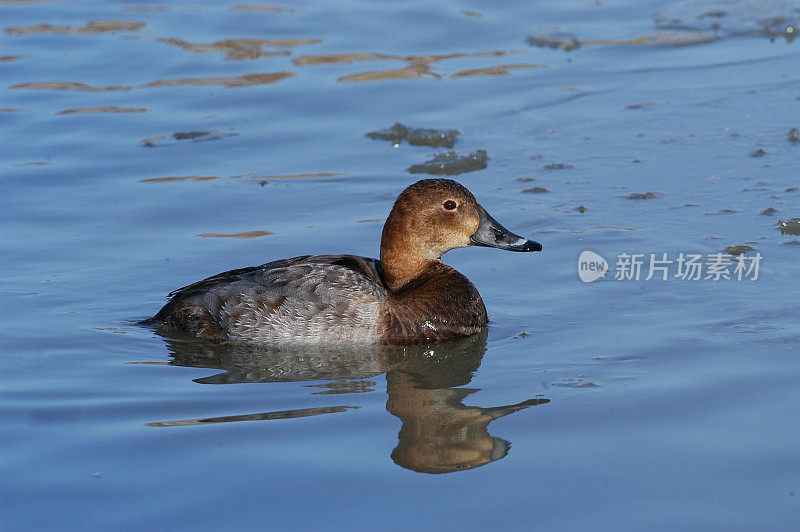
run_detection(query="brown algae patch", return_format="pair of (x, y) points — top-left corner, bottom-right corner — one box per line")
(294, 50), (504, 66)
(293, 52), (397, 66)
(144, 72), (293, 88)
(760, 207), (778, 215)
(365, 123), (459, 148)
(57, 106), (148, 115)
(624, 192), (662, 200)
(12, 73), (293, 92)
(779, 218), (800, 235)
(337, 65), (437, 82)
(407, 150), (488, 175)
(158, 38), (318, 60)
(198, 230), (275, 238)
(521, 187), (549, 194)
(11, 81), (132, 92)
(4, 20), (145, 35)
(451, 64), (544, 77)
(294, 50), (507, 82)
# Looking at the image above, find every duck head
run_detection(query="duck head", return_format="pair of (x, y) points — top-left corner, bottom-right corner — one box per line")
(380, 179), (541, 290)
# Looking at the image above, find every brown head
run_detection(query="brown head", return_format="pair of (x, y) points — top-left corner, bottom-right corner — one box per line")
(380, 179), (541, 291)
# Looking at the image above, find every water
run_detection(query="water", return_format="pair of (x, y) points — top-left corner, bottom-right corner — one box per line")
(2, 0), (799, 529)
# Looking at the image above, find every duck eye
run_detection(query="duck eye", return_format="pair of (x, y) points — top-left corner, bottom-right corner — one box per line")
(443, 200), (457, 210)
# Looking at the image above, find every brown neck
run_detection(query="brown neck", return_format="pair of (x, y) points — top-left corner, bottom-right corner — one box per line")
(380, 210), (436, 291)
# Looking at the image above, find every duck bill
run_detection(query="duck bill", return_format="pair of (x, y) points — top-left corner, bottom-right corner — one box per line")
(470, 205), (542, 252)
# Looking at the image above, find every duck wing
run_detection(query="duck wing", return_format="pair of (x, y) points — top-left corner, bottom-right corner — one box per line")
(149, 255), (387, 342)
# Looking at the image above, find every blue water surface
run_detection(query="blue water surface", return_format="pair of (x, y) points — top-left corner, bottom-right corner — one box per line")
(2, 0), (799, 529)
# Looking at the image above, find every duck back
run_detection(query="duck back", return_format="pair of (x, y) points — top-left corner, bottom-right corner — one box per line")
(151, 255), (387, 344)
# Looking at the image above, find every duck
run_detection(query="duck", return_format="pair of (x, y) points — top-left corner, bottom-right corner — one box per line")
(145, 178), (541, 345)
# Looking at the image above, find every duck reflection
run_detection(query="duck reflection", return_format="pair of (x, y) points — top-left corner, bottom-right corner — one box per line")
(149, 328), (548, 473)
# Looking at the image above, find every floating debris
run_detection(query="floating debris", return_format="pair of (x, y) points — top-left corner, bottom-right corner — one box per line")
(654, 0), (799, 42)
(725, 244), (754, 255)
(788, 128), (800, 144)
(526, 31), (715, 50)
(751, 148), (766, 157)
(786, 187), (799, 192)
(407, 129), (459, 148)
(553, 377), (598, 388)
(526, 34), (581, 50)
(705, 209), (738, 215)
(407, 150), (488, 175)
(365, 123), (459, 148)
(624, 192), (662, 200)
(575, 205), (588, 213)
(779, 218), (800, 235)
(625, 101), (657, 109)
(542, 163), (573, 170)
(760, 207), (778, 215)
(366, 122), (407, 144)
(140, 130), (237, 147)
(522, 187), (549, 194)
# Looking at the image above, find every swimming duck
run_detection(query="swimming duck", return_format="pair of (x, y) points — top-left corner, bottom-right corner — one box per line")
(146, 179), (541, 345)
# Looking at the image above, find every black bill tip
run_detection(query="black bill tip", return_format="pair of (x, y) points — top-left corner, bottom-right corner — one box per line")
(470, 206), (542, 252)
